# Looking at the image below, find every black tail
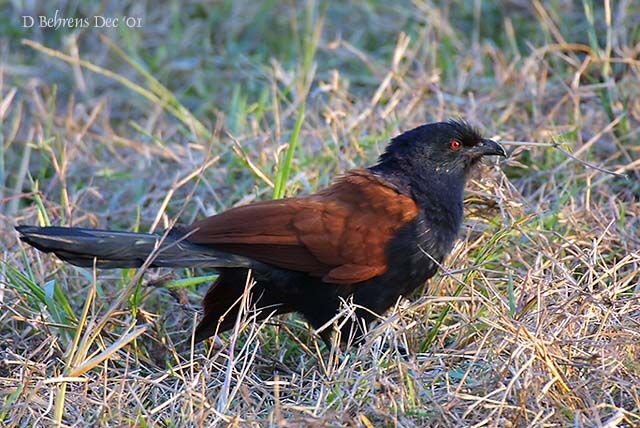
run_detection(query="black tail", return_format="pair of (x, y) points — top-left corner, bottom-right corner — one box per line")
(16, 225), (258, 270)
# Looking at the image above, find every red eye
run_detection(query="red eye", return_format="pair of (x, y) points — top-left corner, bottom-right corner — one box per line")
(449, 139), (461, 151)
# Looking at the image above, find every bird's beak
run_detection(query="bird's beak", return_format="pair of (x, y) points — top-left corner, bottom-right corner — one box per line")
(474, 139), (507, 158)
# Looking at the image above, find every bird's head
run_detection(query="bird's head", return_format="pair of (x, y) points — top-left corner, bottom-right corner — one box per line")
(373, 120), (506, 182)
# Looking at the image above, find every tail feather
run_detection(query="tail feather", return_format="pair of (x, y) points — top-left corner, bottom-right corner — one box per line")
(16, 225), (259, 270)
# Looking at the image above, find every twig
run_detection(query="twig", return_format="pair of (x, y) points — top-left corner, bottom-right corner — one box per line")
(551, 141), (628, 179)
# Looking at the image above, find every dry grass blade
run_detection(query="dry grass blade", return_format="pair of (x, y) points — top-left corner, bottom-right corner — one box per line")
(22, 39), (211, 139)
(67, 325), (148, 377)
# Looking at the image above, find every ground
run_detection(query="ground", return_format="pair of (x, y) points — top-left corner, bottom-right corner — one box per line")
(1, 1), (639, 426)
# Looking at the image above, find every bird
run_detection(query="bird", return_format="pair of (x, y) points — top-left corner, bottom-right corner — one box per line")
(16, 120), (506, 345)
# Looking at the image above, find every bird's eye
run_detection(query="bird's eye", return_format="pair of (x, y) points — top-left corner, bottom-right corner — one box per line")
(449, 139), (462, 151)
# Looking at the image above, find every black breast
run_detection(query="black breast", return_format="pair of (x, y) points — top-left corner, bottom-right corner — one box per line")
(349, 210), (460, 318)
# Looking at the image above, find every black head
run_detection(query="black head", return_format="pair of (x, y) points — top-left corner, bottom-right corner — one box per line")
(373, 120), (506, 180)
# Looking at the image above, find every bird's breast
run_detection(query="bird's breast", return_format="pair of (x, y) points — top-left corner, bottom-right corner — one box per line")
(385, 209), (461, 288)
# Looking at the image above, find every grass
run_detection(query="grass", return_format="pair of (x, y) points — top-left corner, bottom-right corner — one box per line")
(1, 0), (639, 426)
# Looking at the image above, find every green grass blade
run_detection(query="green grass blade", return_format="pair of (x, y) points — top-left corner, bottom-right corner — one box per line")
(165, 274), (219, 288)
(272, 103), (305, 199)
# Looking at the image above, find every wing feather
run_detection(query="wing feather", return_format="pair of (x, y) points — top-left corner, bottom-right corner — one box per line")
(186, 169), (419, 284)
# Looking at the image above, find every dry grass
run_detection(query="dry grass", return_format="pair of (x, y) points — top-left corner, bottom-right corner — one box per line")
(1, 1), (639, 426)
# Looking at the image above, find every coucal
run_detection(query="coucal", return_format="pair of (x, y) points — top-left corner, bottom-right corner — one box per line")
(16, 120), (506, 344)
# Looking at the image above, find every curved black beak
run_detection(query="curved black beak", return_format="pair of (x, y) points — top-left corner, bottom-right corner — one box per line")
(475, 139), (507, 158)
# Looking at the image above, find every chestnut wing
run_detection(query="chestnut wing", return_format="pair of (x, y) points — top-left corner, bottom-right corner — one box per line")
(186, 170), (418, 284)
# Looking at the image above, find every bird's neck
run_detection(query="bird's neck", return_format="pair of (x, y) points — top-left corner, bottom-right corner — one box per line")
(369, 160), (465, 233)
(368, 159), (413, 194)
(413, 173), (465, 233)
